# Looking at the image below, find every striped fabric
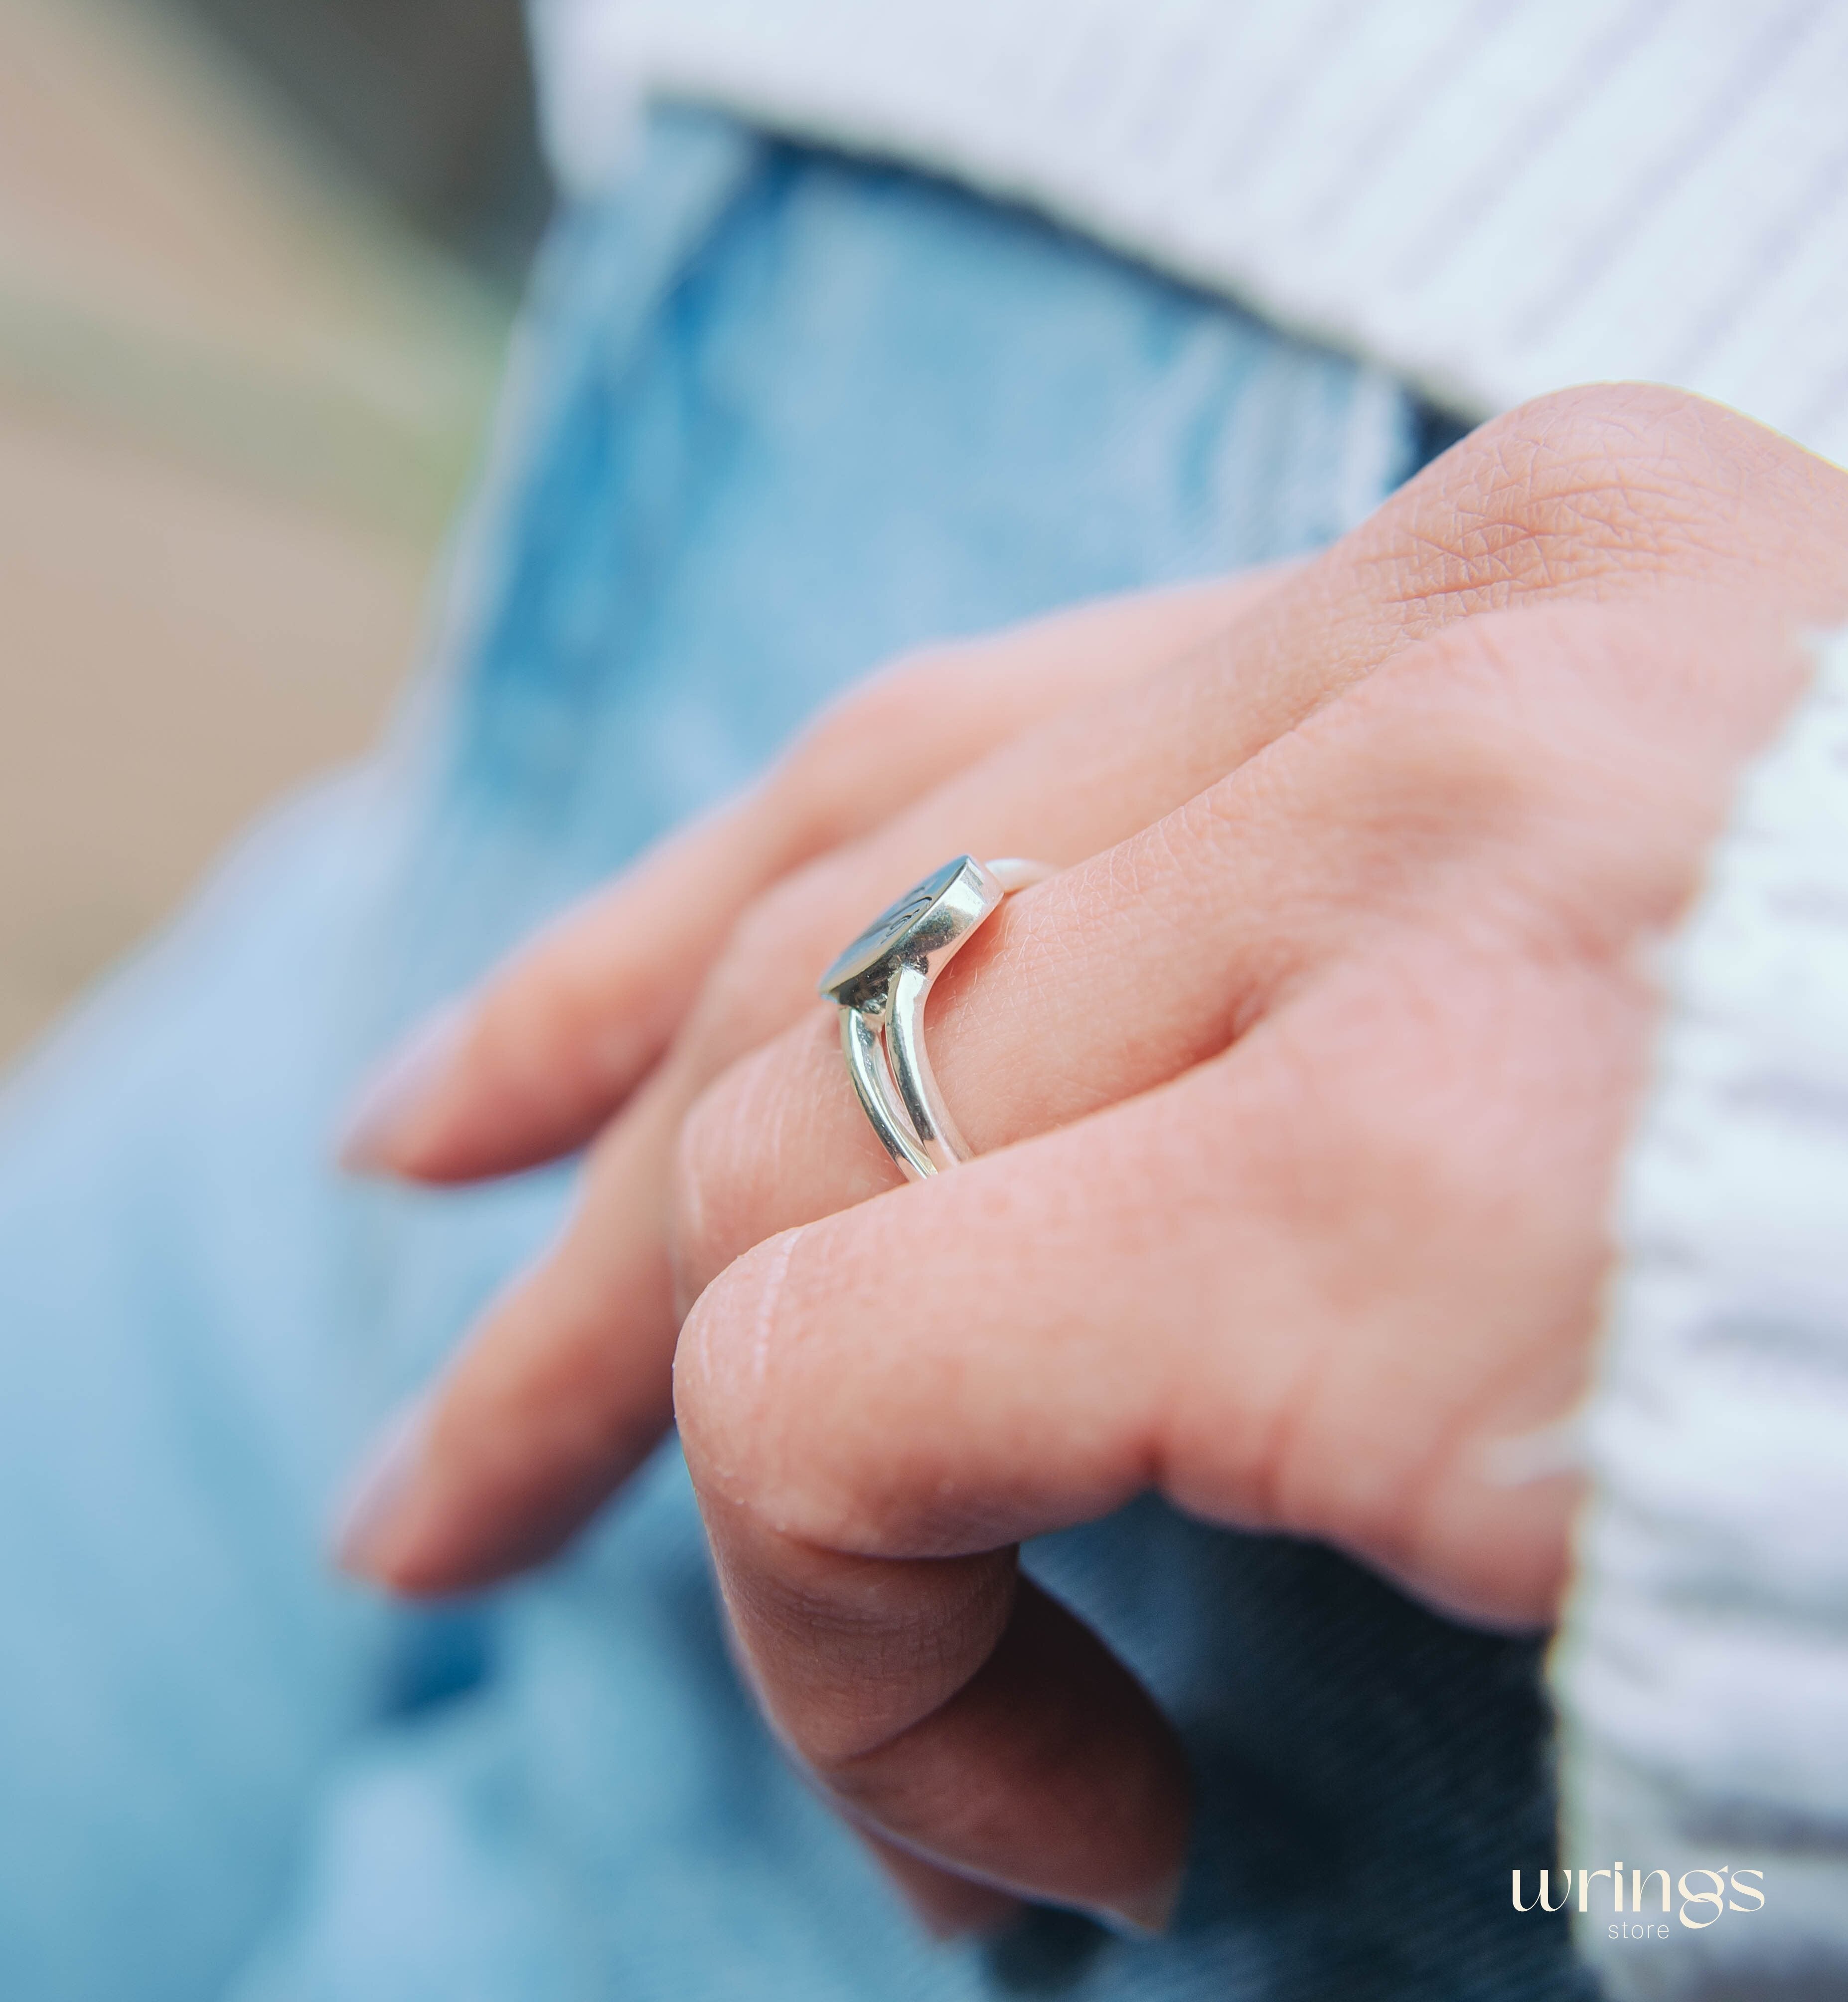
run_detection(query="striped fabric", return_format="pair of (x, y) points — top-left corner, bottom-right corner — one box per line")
(1555, 633), (1848, 1998)
(531, 0), (1848, 467)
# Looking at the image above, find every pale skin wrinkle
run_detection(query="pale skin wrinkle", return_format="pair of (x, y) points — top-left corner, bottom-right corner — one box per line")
(747, 1226), (800, 1393)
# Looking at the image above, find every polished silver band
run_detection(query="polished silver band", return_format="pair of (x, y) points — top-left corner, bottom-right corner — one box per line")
(818, 854), (1054, 1180)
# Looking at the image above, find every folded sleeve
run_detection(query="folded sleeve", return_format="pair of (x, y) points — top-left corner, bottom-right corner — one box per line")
(1553, 631), (1848, 1999)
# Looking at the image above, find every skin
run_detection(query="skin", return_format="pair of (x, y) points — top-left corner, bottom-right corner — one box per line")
(336, 385), (1848, 1932)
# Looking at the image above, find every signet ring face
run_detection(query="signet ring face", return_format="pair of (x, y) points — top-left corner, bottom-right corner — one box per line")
(818, 855), (1055, 1180)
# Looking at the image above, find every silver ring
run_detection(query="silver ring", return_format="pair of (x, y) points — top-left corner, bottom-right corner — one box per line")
(818, 855), (1055, 1180)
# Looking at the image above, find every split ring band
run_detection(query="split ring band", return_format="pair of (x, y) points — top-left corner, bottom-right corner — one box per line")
(818, 855), (1055, 1180)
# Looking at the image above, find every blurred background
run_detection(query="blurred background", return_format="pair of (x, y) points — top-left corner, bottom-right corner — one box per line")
(0, 0), (547, 1061)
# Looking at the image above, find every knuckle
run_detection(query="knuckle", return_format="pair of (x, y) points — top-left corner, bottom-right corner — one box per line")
(710, 891), (793, 1009)
(1358, 609), (1577, 776)
(805, 642), (964, 753)
(1288, 631), (1548, 861)
(681, 871), (825, 1070)
(727, 875), (812, 985)
(1359, 603), (1742, 927)
(771, 641), (971, 836)
(668, 1006), (855, 1310)
(666, 1049), (776, 1306)
(671, 1220), (792, 1473)
(1266, 612), (1673, 976)
(1378, 383), (1813, 621)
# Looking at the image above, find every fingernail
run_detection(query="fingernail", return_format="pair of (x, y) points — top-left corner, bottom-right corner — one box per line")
(336, 1002), (467, 1173)
(857, 1828), (1026, 1940)
(1092, 1862), (1185, 1939)
(332, 1394), (431, 1580)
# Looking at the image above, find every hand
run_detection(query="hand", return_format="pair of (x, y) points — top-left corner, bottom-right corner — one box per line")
(336, 569), (1299, 1570)
(336, 386), (1848, 1923)
(668, 592), (1809, 1929)
(337, 384), (1848, 1596)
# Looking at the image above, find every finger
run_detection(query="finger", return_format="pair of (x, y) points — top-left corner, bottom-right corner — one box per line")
(854, 1829), (1026, 1938)
(343, 367), (1848, 1186)
(670, 596), (1810, 1308)
(425, 380), (1848, 1194)
(339, 574), (1289, 1183)
(338, 1067), (690, 1592)
(352, 588), (1736, 1596)
(669, 940), (1638, 1914)
(677, 965), (1607, 1638)
(334, 574), (1298, 1591)
(343, 390), (1848, 1592)
(701, 1497), (1190, 1934)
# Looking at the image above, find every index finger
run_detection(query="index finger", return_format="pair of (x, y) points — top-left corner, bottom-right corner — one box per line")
(341, 574), (1289, 1183)
(676, 1101), (1206, 1930)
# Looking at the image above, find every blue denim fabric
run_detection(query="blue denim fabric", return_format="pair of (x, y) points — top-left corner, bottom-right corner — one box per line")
(0, 111), (1581, 2001)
